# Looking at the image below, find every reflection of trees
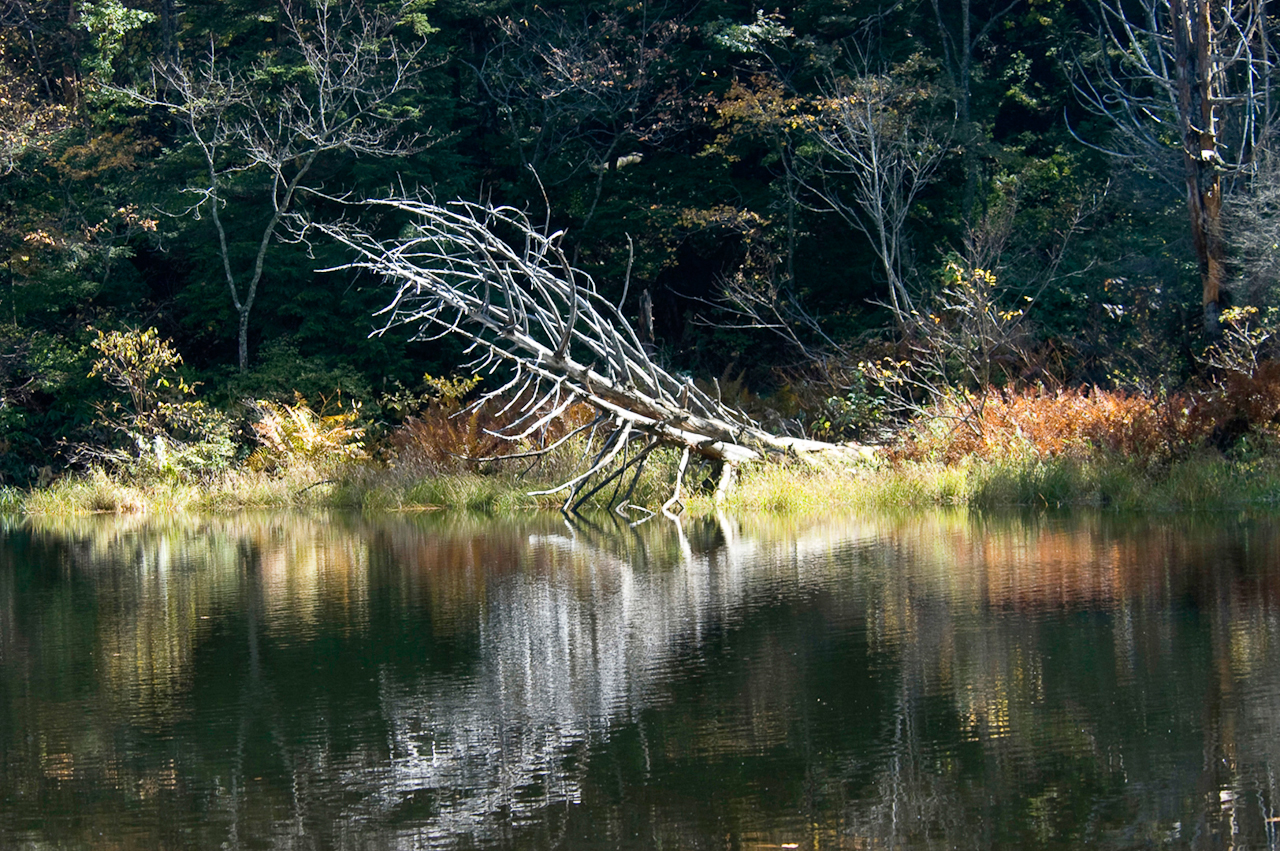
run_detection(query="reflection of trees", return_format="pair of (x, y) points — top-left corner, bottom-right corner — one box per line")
(1, 511), (1280, 848)
(840, 511), (1280, 849)
(0, 513), (386, 848)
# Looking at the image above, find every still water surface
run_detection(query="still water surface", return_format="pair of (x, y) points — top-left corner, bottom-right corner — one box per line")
(1, 509), (1280, 849)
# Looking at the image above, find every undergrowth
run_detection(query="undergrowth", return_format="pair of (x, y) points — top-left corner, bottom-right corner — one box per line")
(16, 444), (1280, 516)
(891, 386), (1210, 465)
(712, 452), (1280, 513)
(16, 364), (1280, 516)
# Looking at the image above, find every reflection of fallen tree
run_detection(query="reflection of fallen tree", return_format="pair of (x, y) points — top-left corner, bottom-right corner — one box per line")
(373, 511), (883, 840)
(318, 200), (867, 512)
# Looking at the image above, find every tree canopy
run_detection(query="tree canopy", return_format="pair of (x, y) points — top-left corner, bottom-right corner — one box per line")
(0, 0), (1275, 482)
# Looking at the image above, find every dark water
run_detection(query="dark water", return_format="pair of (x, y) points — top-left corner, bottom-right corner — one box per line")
(2, 510), (1279, 850)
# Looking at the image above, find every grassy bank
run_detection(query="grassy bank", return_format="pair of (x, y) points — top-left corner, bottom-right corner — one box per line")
(10, 448), (1280, 517)
(12, 465), (554, 516)
(709, 452), (1280, 513)
(22, 330), (1280, 517)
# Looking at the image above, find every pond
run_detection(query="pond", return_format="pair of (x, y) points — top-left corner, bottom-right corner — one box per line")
(1, 509), (1279, 849)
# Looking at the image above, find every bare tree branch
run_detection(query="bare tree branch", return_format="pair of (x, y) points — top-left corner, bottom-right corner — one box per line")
(116, 0), (435, 371)
(788, 62), (953, 327)
(1073, 0), (1280, 329)
(315, 197), (868, 510)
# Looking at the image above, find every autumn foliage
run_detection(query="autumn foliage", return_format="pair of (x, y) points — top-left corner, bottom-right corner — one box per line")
(893, 370), (1280, 465)
(247, 396), (367, 476)
(389, 374), (596, 474)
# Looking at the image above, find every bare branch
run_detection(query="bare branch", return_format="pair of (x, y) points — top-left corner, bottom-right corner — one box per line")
(316, 196), (869, 509)
(788, 65), (953, 326)
(113, 0), (436, 371)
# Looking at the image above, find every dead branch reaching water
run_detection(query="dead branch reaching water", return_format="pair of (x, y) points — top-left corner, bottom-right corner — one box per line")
(318, 198), (864, 513)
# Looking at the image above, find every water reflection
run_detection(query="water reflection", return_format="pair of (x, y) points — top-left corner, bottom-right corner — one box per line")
(0, 510), (1279, 849)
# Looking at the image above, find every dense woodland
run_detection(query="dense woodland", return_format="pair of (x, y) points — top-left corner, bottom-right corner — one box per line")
(1, 0), (1278, 485)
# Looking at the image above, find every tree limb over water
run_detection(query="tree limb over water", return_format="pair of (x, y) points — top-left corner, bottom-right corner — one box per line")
(317, 198), (868, 512)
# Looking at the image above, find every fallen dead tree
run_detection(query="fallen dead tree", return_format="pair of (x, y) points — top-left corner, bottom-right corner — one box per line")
(318, 198), (865, 514)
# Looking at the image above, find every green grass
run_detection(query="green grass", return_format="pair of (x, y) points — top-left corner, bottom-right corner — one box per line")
(400, 474), (537, 512)
(11, 448), (1280, 517)
(0, 486), (25, 513)
(707, 451), (1280, 514)
(17, 465), (356, 516)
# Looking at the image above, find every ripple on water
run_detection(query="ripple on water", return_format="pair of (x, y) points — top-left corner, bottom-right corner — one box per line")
(4, 510), (1280, 850)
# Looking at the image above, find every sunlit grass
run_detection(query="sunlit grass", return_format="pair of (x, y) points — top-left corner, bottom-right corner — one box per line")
(11, 447), (1280, 517)
(702, 451), (1280, 514)
(400, 474), (538, 512)
(16, 375), (1280, 517)
(18, 466), (353, 516)
(0, 486), (26, 513)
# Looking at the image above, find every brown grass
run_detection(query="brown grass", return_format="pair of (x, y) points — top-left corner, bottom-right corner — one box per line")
(389, 394), (598, 475)
(892, 361), (1280, 467)
(894, 386), (1206, 464)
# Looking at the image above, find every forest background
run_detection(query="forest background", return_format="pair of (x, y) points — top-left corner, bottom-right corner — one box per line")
(1, 0), (1277, 488)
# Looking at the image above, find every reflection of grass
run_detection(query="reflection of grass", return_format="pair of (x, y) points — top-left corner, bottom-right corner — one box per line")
(12, 450), (1280, 516)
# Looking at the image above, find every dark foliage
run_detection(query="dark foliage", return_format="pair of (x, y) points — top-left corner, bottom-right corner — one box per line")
(0, 0), (1272, 474)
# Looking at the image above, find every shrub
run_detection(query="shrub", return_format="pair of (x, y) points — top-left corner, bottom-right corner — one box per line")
(893, 386), (1209, 465)
(1196, 307), (1280, 449)
(809, 372), (888, 442)
(247, 395), (367, 477)
(388, 373), (596, 474)
(84, 327), (235, 480)
(389, 374), (508, 472)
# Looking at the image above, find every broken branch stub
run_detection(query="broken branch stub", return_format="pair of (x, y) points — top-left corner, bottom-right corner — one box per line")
(320, 198), (854, 509)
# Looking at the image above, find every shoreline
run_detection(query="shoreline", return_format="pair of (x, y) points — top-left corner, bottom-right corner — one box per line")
(6, 450), (1280, 517)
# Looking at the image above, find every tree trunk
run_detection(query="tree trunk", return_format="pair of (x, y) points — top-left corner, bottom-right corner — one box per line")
(238, 309), (250, 374)
(1171, 0), (1227, 332)
(159, 0), (178, 65)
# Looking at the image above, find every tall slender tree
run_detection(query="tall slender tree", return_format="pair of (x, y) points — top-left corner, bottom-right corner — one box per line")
(790, 65), (952, 327)
(126, 0), (433, 370)
(1075, 0), (1278, 331)
(929, 0), (1022, 222)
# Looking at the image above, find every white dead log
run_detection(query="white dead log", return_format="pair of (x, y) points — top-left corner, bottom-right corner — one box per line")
(318, 198), (864, 510)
